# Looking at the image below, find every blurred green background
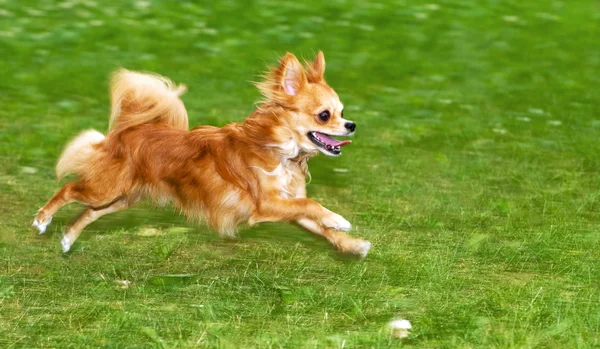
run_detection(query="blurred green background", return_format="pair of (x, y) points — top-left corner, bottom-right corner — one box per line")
(1, 0), (599, 347)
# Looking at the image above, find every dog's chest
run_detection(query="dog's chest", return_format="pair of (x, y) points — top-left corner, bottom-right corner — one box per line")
(254, 159), (304, 198)
(277, 162), (298, 198)
(267, 161), (302, 198)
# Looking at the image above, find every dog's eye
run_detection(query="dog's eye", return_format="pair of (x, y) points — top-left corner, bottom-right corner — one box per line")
(318, 110), (330, 122)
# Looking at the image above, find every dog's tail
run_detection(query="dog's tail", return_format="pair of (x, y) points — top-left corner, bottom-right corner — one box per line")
(55, 70), (187, 180)
(108, 69), (188, 133)
(56, 129), (106, 180)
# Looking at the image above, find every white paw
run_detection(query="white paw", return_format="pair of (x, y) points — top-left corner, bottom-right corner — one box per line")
(32, 216), (52, 234)
(322, 212), (352, 231)
(355, 240), (371, 257)
(61, 235), (71, 253)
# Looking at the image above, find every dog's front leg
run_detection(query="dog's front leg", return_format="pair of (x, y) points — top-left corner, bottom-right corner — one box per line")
(249, 196), (370, 256)
(296, 218), (371, 257)
(249, 196), (351, 231)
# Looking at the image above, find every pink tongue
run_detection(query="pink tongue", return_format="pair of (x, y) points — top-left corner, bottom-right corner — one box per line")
(314, 132), (351, 147)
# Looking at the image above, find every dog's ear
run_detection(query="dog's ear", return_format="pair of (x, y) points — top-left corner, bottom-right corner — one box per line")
(280, 53), (306, 96)
(306, 51), (326, 83)
(256, 52), (307, 103)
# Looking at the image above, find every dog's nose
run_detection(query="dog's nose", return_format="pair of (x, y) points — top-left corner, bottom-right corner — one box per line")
(344, 122), (356, 132)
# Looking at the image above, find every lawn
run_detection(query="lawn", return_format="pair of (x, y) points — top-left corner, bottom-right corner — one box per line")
(1, 0), (600, 347)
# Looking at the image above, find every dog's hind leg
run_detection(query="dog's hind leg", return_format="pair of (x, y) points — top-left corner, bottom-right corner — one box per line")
(33, 183), (82, 234)
(296, 218), (371, 257)
(33, 180), (127, 234)
(61, 197), (129, 253)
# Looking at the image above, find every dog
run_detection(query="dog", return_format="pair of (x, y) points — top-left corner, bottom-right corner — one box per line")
(32, 51), (371, 256)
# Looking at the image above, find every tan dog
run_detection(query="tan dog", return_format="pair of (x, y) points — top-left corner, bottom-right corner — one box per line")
(32, 52), (371, 256)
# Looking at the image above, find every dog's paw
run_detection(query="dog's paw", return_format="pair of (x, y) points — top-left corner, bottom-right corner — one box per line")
(32, 216), (52, 234)
(338, 238), (371, 257)
(354, 240), (371, 257)
(322, 212), (351, 231)
(61, 235), (72, 253)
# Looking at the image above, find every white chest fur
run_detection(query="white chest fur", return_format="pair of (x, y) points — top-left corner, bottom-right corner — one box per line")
(252, 160), (300, 198)
(277, 161), (295, 198)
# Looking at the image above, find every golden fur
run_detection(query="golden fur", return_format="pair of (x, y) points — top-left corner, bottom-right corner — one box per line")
(33, 52), (371, 256)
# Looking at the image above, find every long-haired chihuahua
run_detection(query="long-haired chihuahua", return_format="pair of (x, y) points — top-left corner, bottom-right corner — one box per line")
(32, 52), (371, 256)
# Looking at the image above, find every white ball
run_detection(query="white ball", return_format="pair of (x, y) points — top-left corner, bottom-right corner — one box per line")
(388, 319), (412, 338)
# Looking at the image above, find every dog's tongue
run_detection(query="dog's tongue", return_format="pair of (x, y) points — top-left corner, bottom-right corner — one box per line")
(314, 132), (351, 147)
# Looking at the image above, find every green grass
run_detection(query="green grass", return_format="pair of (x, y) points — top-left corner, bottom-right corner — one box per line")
(1, 0), (600, 347)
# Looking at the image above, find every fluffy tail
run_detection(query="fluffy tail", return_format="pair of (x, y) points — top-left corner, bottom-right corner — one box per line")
(56, 130), (105, 180)
(55, 69), (187, 179)
(108, 69), (188, 133)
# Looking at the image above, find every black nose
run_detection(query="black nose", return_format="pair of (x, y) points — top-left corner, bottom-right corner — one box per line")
(345, 122), (356, 132)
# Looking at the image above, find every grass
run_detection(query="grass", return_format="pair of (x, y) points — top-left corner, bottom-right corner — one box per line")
(1, 0), (600, 347)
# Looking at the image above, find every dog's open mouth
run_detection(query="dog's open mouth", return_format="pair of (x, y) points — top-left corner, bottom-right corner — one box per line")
(307, 131), (351, 156)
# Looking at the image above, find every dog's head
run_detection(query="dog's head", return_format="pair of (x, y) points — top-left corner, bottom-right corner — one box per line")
(257, 52), (355, 157)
